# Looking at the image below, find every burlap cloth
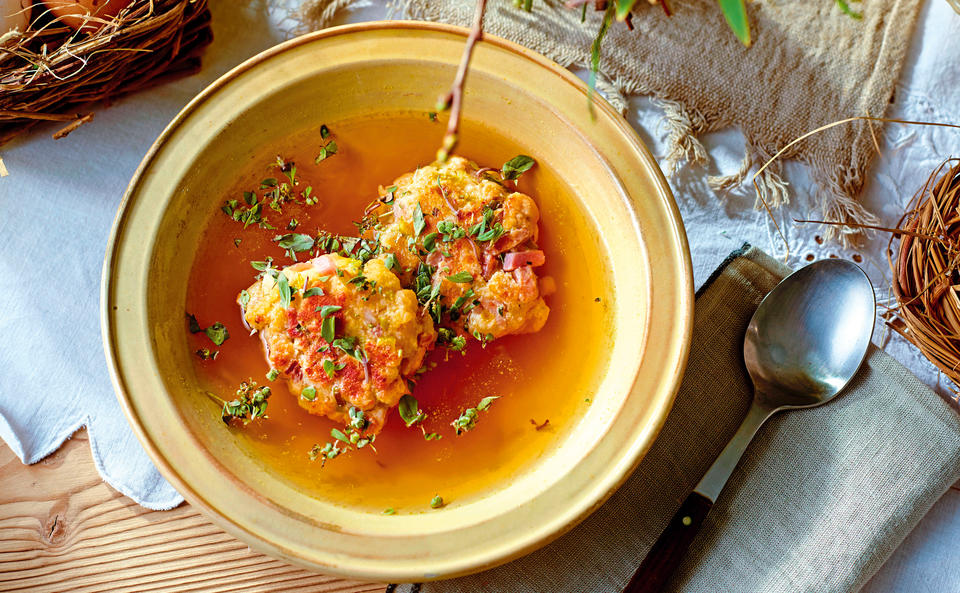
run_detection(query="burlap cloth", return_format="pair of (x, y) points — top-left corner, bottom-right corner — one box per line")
(392, 245), (960, 592)
(378, 0), (923, 240)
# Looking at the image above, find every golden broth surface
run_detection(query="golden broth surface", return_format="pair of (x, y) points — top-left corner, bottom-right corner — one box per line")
(186, 113), (612, 511)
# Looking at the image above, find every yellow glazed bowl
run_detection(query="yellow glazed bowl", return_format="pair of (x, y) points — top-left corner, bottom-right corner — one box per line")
(102, 22), (693, 582)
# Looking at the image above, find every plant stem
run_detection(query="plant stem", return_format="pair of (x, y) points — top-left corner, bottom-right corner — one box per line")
(436, 0), (487, 163)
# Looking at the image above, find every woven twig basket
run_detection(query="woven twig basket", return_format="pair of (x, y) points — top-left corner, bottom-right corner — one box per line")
(0, 0), (212, 146)
(891, 160), (960, 399)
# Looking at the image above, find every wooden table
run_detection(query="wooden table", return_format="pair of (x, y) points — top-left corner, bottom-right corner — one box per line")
(4, 427), (958, 591)
(0, 429), (385, 593)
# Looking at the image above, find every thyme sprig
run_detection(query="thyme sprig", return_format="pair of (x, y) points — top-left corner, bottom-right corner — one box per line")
(207, 380), (271, 426)
(308, 406), (376, 467)
(186, 313), (230, 346)
(452, 396), (498, 435)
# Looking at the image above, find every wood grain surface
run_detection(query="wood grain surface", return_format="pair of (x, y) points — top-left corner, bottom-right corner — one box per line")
(0, 429), (386, 593)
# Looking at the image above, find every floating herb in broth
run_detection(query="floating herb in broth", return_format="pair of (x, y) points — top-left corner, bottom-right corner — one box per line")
(185, 113), (612, 511)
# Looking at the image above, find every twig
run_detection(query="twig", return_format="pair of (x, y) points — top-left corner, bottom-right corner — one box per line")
(0, 109), (86, 122)
(52, 112), (94, 139)
(435, 0), (487, 162)
(793, 218), (943, 241)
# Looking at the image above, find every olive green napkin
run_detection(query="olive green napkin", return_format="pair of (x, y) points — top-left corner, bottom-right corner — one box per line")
(395, 245), (960, 592)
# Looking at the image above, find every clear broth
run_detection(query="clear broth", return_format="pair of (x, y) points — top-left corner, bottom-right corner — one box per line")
(186, 113), (612, 511)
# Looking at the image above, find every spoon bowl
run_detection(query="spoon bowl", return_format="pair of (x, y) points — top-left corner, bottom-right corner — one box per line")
(745, 259), (876, 409)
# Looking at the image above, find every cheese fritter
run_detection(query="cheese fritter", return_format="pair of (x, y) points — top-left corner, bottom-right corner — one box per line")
(374, 156), (549, 343)
(240, 254), (436, 433)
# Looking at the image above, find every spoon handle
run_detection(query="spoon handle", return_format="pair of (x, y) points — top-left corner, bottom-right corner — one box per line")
(622, 491), (713, 593)
(622, 401), (775, 593)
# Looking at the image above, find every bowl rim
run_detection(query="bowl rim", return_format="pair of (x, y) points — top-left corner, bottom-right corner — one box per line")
(101, 20), (694, 581)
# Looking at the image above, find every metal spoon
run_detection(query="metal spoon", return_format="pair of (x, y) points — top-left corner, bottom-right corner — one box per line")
(624, 258), (876, 593)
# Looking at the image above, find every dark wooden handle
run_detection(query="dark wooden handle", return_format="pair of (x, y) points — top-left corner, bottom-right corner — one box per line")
(623, 491), (714, 593)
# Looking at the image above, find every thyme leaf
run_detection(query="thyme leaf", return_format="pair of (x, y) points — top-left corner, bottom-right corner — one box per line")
(398, 394), (426, 427)
(501, 155), (536, 180)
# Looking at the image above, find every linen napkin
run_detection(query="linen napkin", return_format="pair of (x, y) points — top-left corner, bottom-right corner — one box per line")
(394, 245), (960, 593)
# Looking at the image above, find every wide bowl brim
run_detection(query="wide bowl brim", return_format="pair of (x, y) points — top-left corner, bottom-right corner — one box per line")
(102, 21), (694, 582)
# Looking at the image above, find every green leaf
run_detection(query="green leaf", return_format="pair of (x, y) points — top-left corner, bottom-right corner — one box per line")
(274, 233), (315, 253)
(835, 0), (862, 19)
(322, 359), (336, 378)
(205, 322), (230, 346)
(321, 316), (336, 343)
(303, 287), (324, 298)
(331, 428), (350, 443)
(398, 394), (424, 427)
(276, 273), (292, 308)
(186, 313), (203, 334)
(430, 495), (444, 509)
(384, 253), (399, 271)
(383, 507), (396, 515)
(501, 155), (536, 181)
(717, 0), (751, 46)
(318, 305), (342, 318)
(315, 140), (338, 163)
(588, 4), (615, 117)
(413, 202), (426, 238)
(477, 396), (499, 411)
(320, 124), (330, 139)
(615, 0), (637, 20)
(266, 368), (280, 381)
(446, 271), (474, 283)
(422, 232), (438, 252)
(301, 386), (317, 401)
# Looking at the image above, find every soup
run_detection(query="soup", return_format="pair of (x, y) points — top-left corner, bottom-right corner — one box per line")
(185, 112), (612, 512)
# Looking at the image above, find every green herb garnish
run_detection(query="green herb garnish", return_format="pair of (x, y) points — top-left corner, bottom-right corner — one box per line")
(322, 359), (336, 378)
(318, 305), (342, 318)
(187, 314), (230, 346)
(204, 322), (230, 346)
(321, 316), (336, 343)
(301, 386), (317, 401)
(413, 202), (426, 238)
(266, 368), (279, 381)
(446, 271), (473, 283)
(216, 380), (270, 425)
(501, 155), (536, 181)
(430, 495), (444, 509)
(384, 253), (399, 271)
(274, 233), (315, 261)
(452, 396), (498, 434)
(276, 273), (292, 308)
(477, 396), (499, 411)
(422, 232), (439, 253)
(315, 140), (338, 163)
(437, 220), (466, 242)
(195, 348), (218, 360)
(398, 394), (426, 427)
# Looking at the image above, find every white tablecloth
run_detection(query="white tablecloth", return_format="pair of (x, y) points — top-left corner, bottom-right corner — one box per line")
(0, 1), (957, 589)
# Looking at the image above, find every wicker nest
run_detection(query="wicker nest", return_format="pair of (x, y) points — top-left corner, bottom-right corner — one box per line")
(890, 159), (960, 392)
(0, 0), (212, 146)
